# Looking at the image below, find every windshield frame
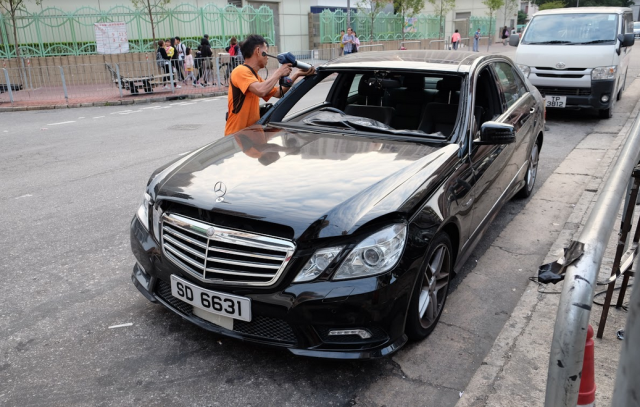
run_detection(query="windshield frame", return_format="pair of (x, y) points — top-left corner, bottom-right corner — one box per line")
(522, 13), (619, 45)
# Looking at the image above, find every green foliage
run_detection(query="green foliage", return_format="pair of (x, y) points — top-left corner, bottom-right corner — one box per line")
(517, 10), (527, 24)
(539, 1), (566, 10)
(427, 0), (455, 39)
(131, 0), (172, 45)
(357, 0), (388, 42)
(393, 0), (425, 40)
(482, 0), (503, 50)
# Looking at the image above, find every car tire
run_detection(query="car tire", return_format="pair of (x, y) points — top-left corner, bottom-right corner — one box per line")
(405, 232), (452, 341)
(515, 138), (540, 199)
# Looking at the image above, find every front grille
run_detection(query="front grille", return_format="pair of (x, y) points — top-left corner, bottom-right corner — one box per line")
(235, 317), (297, 343)
(535, 67), (586, 71)
(161, 213), (295, 286)
(155, 279), (297, 344)
(537, 86), (591, 96)
(536, 74), (585, 79)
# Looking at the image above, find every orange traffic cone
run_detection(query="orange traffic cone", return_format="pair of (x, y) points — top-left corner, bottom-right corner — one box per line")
(577, 324), (596, 407)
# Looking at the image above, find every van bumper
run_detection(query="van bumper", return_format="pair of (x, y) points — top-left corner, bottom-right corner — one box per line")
(536, 79), (616, 110)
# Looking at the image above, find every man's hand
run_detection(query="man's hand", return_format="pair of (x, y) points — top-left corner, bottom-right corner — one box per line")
(291, 66), (316, 81)
(275, 63), (293, 78)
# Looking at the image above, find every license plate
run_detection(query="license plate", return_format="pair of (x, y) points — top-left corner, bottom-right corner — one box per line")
(170, 275), (252, 322)
(546, 96), (566, 108)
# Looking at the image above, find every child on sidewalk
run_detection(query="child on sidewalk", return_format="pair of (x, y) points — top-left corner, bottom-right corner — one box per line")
(184, 47), (196, 84)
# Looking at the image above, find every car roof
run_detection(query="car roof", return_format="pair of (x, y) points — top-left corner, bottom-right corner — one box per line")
(534, 7), (632, 16)
(319, 50), (503, 73)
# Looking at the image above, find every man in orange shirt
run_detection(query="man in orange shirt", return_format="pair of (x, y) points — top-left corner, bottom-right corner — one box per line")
(225, 35), (316, 136)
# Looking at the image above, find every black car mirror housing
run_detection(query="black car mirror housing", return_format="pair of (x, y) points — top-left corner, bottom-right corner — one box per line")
(618, 33), (635, 48)
(475, 121), (516, 145)
(509, 35), (520, 47)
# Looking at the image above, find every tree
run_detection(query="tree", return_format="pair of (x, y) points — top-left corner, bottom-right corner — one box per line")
(501, 0), (518, 28)
(0, 0), (42, 60)
(482, 0), (504, 51)
(358, 0), (387, 42)
(539, 0), (566, 9)
(517, 10), (527, 24)
(427, 0), (455, 40)
(393, 0), (425, 42)
(131, 0), (171, 48)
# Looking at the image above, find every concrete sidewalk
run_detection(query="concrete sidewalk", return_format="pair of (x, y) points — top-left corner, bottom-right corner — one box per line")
(456, 74), (640, 406)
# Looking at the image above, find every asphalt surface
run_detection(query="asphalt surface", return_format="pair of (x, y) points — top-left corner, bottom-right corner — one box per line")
(1, 54), (639, 406)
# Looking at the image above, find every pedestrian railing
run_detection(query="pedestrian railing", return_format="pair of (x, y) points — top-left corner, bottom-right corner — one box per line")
(544, 113), (640, 405)
(400, 40), (422, 49)
(357, 44), (385, 52)
(428, 39), (448, 50)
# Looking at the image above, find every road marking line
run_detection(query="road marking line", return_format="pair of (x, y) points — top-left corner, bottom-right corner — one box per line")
(108, 323), (133, 329)
(47, 121), (76, 125)
(93, 116), (105, 119)
(15, 194), (32, 199)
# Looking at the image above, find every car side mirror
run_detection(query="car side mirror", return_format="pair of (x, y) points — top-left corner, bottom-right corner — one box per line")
(475, 122), (516, 145)
(509, 35), (520, 47)
(618, 33), (635, 47)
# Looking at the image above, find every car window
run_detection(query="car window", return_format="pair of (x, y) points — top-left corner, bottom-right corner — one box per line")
(493, 62), (527, 109)
(624, 13), (634, 34)
(283, 79), (333, 120)
(348, 74), (363, 97)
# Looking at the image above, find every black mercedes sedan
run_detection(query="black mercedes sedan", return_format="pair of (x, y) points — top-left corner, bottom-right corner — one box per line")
(130, 50), (544, 359)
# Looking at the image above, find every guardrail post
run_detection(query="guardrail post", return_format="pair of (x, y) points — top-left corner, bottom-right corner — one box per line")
(59, 66), (68, 103)
(544, 113), (640, 406)
(215, 56), (221, 88)
(115, 63), (124, 98)
(169, 64), (175, 93)
(3, 68), (14, 104)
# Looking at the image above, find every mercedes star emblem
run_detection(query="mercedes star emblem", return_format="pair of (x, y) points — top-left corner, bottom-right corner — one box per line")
(556, 62), (566, 69)
(214, 181), (227, 197)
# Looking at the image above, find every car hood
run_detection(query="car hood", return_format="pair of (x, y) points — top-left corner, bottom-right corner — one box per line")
(150, 126), (458, 240)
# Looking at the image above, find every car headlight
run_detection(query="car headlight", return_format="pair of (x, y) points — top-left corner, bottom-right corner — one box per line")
(136, 192), (152, 230)
(294, 246), (344, 283)
(517, 64), (531, 78)
(333, 224), (407, 281)
(592, 66), (617, 80)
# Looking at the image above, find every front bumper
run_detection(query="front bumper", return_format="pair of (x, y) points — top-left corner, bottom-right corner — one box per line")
(129, 216), (412, 359)
(535, 79), (616, 111)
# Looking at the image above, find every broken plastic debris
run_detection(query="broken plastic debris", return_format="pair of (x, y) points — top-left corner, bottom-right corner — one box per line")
(459, 391), (464, 398)
(537, 241), (585, 284)
(108, 323), (133, 329)
(617, 329), (625, 340)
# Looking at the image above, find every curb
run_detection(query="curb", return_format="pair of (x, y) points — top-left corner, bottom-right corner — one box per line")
(0, 91), (227, 112)
(455, 89), (640, 407)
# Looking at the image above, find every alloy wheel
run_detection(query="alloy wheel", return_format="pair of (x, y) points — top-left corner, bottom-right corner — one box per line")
(418, 243), (451, 330)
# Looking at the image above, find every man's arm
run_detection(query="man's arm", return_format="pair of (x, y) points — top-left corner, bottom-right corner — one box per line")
(274, 66), (316, 98)
(247, 64), (292, 98)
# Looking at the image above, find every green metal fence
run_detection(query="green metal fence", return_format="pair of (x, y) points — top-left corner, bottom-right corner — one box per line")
(468, 16), (496, 37)
(0, 3), (275, 58)
(319, 9), (442, 43)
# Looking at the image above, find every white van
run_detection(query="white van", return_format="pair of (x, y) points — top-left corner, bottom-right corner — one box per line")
(510, 7), (635, 118)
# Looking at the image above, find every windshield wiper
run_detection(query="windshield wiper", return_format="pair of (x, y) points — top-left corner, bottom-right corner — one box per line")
(573, 39), (615, 44)
(525, 40), (572, 44)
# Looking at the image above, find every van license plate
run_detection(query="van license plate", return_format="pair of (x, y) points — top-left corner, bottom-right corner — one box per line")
(546, 96), (566, 108)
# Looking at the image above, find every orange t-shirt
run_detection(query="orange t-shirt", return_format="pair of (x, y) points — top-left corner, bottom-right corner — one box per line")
(451, 32), (461, 43)
(224, 65), (278, 136)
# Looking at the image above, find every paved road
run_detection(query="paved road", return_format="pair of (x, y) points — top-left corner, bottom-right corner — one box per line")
(1, 53), (639, 406)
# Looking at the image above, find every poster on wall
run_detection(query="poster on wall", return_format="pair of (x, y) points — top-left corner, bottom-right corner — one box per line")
(404, 17), (418, 33)
(94, 22), (129, 54)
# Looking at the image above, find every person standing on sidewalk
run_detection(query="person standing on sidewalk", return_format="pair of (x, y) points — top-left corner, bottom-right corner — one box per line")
(451, 29), (461, 50)
(473, 28), (481, 52)
(156, 40), (171, 87)
(174, 36), (187, 82)
(338, 30), (345, 56)
(502, 27), (510, 45)
(342, 28), (356, 55)
(224, 34), (315, 136)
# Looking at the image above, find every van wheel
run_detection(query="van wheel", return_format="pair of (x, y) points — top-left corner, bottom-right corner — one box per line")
(617, 70), (627, 101)
(599, 107), (613, 119)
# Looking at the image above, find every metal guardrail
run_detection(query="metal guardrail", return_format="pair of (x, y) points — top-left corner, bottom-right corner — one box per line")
(400, 40), (422, 49)
(357, 44), (384, 52)
(429, 39), (447, 50)
(545, 113), (640, 405)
